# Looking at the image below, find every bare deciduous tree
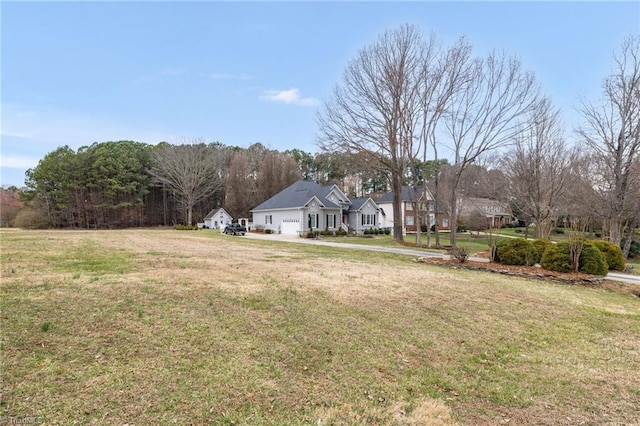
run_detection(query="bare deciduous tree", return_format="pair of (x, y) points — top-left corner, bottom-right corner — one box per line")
(576, 36), (640, 249)
(225, 152), (253, 220)
(504, 98), (573, 239)
(149, 138), (226, 225)
(318, 24), (426, 242)
(256, 151), (301, 205)
(443, 50), (540, 246)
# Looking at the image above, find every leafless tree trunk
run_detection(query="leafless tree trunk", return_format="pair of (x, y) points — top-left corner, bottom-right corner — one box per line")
(576, 36), (640, 247)
(503, 98), (573, 239)
(225, 152), (253, 220)
(318, 24), (427, 242)
(444, 50), (540, 246)
(149, 138), (226, 225)
(410, 36), (473, 247)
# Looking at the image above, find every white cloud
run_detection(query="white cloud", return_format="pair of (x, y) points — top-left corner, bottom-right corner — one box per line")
(259, 88), (320, 107)
(0, 154), (40, 169)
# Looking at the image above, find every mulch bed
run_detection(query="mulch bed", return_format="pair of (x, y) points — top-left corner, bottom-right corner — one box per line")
(418, 254), (640, 296)
(418, 257), (605, 284)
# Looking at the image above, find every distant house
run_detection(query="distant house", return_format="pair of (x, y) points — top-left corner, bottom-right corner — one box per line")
(203, 208), (233, 230)
(250, 180), (380, 235)
(458, 197), (513, 229)
(375, 186), (435, 233)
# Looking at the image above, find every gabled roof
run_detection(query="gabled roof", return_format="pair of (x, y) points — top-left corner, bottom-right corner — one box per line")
(375, 186), (433, 203)
(204, 207), (232, 220)
(346, 197), (378, 212)
(251, 180), (344, 211)
(459, 197), (512, 217)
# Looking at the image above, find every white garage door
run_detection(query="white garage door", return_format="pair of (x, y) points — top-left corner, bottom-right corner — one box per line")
(280, 218), (300, 235)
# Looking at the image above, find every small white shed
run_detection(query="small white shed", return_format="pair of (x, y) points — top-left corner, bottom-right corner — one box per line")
(203, 208), (233, 230)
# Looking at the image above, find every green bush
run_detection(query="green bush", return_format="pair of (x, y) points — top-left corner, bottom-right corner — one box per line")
(541, 242), (572, 273)
(579, 242), (608, 275)
(176, 224), (198, 230)
(457, 221), (469, 232)
(629, 240), (640, 259)
(306, 230), (318, 239)
(553, 227), (565, 235)
(336, 227), (347, 236)
(589, 240), (625, 271)
(264, 228), (273, 234)
(540, 242), (608, 275)
(531, 239), (553, 264)
(496, 238), (538, 266)
(384, 228), (391, 235)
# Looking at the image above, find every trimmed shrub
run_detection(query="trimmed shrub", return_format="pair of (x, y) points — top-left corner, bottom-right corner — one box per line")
(264, 228), (273, 234)
(531, 239), (553, 264)
(541, 242), (572, 273)
(589, 240), (625, 271)
(384, 228), (391, 235)
(579, 242), (608, 275)
(457, 221), (469, 232)
(496, 238), (538, 266)
(336, 227), (347, 236)
(553, 227), (565, 234)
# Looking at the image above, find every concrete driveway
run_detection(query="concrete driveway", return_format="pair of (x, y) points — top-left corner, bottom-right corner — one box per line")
(242, 232), (640, 286)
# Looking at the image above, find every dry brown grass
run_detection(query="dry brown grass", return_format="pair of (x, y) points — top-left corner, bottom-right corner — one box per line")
(2, 229), (639, 425)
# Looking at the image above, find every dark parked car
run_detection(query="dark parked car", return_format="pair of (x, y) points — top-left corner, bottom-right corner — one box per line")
(223, 223), (246, 236)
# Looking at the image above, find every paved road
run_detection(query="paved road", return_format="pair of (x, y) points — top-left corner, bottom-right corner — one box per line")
(242, 233), (640, 285)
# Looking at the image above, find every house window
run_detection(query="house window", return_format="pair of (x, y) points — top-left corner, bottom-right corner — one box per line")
(406, 215), (414, 226)
(327, 214), (335, 228)
(308, 213), (318, 229)
(442, 218), (449, 228)
(406, 202), (413, 211)
(361, 214), (376, 226)
(265, 215), (273, 225)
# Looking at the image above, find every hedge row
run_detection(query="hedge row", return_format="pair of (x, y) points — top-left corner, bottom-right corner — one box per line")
(495, 238), (625, 275)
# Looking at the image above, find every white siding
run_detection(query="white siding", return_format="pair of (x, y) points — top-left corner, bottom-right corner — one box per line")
(377, 201), (395, 229)
(252, 209), (302, 233)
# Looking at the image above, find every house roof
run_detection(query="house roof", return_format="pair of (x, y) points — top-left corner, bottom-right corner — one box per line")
(251, 180), (343, 211)
(347, 197), (375, 212)
(459, 197), (512, 217)
(375, 186), (433, 203)
(203, 208), (232, 220)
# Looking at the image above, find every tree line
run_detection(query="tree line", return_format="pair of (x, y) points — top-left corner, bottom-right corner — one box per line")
(8, 140), (402, 229)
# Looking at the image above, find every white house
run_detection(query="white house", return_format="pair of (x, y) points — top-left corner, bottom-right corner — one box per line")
(203, 208), (233, 231)
(375, 186), (435, 233)
(250, 180), (381, 235)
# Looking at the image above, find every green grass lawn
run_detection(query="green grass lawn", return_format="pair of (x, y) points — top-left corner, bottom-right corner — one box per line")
(2, 229), (639, 425)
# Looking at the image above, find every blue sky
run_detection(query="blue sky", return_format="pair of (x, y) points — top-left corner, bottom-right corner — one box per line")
(2, 1), (639, 187)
